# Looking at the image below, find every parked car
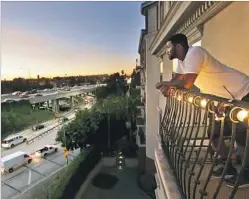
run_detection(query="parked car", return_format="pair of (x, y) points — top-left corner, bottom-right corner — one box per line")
(32, 124), (45, 131)
(2, 135), (27, 148)
(35, 145), (58, 158)
(1, 151), (32, 174)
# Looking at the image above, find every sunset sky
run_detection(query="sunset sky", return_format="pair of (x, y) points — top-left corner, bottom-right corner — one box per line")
(1, 1), (144, 80)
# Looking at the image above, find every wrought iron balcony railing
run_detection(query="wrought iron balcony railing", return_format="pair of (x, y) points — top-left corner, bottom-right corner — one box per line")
(159, 88), (249, 199)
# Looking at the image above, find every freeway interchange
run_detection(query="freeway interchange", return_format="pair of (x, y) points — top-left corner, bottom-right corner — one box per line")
(1, 84), (101, 103)
(1, 103), (92, 199)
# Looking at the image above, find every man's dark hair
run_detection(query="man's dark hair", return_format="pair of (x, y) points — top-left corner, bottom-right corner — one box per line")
(167, 33), (189, 49)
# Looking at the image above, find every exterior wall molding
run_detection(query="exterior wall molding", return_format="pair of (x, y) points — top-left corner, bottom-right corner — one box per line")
(157, 57), (163, 63)
(149, 1), (194, 55)
(176, 1), (232, 44)
(185, 25), (204, 45)
(156, 45), (167, 57)
(151, 1), (232, 56)
(155, 146), (182, 199)
(138, 29), (147, 54)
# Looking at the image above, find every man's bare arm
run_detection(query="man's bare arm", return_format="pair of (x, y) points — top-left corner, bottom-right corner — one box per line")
(171, 73), (184, 82)
(156, 73), (198, 89)
(156, 73), (183, 89)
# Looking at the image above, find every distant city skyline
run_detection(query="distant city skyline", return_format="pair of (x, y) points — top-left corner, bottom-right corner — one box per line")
(1, 1), (144, 80)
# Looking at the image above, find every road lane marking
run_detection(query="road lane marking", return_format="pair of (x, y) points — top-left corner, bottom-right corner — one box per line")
(28, 170), (32, 185)
(2, 182), (22, 193)
(11, 162), (67, 199)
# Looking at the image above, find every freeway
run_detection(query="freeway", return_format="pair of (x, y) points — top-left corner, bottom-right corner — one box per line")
(1, 111), (76, 157)
(1, 103), (91, 157)
(1, 124), (63, 158)
(1, 147), (80, 199)
(1, 103), (93, 199)
(1, 85), (97, 102)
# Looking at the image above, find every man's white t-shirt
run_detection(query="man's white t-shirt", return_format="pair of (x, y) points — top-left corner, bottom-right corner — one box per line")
(176, 46), (249, 100)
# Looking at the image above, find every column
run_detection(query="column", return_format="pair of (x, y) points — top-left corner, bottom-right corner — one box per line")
(56, 99), (59, 112)
(70, 96), (74, 108)
(145, 35), (161, 161)
(158, 54), (173, 115)
(52, 99), (57, 113)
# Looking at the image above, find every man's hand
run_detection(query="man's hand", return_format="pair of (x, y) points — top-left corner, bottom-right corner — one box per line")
(155, 81), (170, 89)
(156, 82), (163, 89)
(160, 86), (170, 97)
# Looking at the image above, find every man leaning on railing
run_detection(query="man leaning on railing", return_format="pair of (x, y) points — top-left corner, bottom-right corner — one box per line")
(156, 33), (249, 187)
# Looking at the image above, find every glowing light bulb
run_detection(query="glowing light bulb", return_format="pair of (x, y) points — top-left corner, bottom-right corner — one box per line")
(188, 97), (193, 103)
(237, 109), (249, 122)
(177, 96), (182, 101)
(201, 99), (207, 108)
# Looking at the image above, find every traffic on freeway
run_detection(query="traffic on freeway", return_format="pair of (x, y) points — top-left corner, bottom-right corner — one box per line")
(1, 84), (98, 103)
(1, 147), (80, 199)
(1, 111), (76, 157)
(1, 102), (93, 199)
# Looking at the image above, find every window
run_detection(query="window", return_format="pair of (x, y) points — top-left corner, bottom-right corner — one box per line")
(169, 1), (173, 7)
(160, 61), (163, 82)
(173, 59), (178, 73)
(156, 4), (159, 30)
(24, 154), (29, 158)
(145, 15), (148, 31)
(160, 2), (164, 23)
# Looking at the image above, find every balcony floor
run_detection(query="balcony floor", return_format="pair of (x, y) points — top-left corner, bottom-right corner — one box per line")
(80, 167), (150, 199)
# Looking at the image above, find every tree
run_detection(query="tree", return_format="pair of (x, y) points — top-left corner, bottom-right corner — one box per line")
(56, 108), (104, 150)
(56, 95), (139, 152)
(95, 72), (128, 100)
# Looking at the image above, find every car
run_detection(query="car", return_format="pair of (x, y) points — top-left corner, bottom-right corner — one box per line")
(19, 92), (29, 98)
(60, 117), (69, 122)
(2, 98), (17, 103)
(12, 91), (21, 96)
(2, 135), (27, 148)
(32, 124), (45, 131)
(35, 93), (43, 97)
(30, 89), (37, 94)
(1, 151), (32, 174)
(35, 145), (58, 158)
(20, 94), (29, 98)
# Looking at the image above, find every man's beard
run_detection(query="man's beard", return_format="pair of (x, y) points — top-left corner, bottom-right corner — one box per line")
(168, 53), (176, 60)
(168, 48), (176, 60)
(168, 55), (174, 60)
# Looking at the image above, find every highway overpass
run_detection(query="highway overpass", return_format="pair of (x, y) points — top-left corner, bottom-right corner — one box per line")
(29, 86), (96, 104)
